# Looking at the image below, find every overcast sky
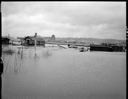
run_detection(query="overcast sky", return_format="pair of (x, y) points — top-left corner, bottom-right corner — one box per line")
(1, 2), (126, 40)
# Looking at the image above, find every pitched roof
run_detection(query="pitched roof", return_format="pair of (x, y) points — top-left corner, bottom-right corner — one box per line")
(25, 35), (45, 41)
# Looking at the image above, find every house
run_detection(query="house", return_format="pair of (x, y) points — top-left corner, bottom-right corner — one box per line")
(2, 37), (10, 44)
(24, 36), (45, 46)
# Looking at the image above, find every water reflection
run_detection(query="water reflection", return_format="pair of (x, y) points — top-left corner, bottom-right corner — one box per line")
(13, 53), (23, 74)
(2, 46), (25, 76)
(2, 46), (53, 76)
(42, 49), (52, 58)
(2, 45), (126, 99)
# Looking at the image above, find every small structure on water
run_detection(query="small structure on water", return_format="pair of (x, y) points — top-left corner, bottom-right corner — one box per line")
(68, 44), (78, 48)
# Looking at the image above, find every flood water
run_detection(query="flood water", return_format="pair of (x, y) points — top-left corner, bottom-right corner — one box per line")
(2, 45), (126, 99)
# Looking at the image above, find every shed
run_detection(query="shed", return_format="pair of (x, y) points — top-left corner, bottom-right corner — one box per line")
(90, 45), (113, 52)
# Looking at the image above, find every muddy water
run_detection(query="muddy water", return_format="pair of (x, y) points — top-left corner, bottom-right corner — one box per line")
(2, 45), (126, 99)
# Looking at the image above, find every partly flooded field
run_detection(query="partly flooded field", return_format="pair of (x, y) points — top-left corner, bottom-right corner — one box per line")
(2, 45), (126, 99)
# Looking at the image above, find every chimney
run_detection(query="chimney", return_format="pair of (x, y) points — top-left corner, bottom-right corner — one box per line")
(35, 33), (37, 37)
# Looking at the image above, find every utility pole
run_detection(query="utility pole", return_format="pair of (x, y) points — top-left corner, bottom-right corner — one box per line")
(34, 33), (37, 56)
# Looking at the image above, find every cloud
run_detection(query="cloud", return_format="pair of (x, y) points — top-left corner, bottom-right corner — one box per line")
(2, 2), (126, 39)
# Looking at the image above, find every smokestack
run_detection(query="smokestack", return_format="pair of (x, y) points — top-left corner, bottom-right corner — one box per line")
(35, 33), (37, 37)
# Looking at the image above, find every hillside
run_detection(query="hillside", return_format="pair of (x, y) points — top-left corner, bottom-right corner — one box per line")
(55, 37), (126, 46)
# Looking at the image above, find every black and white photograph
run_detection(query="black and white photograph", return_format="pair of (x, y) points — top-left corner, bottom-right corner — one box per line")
(1, 1), (126, 99)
